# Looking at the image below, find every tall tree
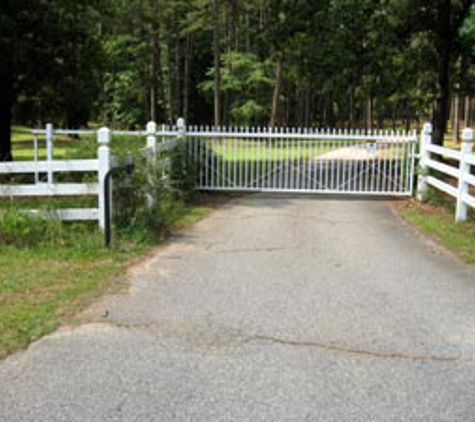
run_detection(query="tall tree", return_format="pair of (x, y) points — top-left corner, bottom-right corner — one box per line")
(431, 0), (453, 145)
(212, 0), (221, 126)
(427, 0), (473, 144)
(0, 0), (16, 161)
(269, 51), (283, 127)
(150, 0), (163, 122)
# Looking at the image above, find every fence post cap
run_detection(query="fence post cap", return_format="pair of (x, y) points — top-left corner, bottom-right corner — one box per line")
(97, 127), (111, 144)
(422, 122), (433, 134)
(462, 127), (474, 142)
(177, 117), (186, 130)
(147, 121), (157, 133)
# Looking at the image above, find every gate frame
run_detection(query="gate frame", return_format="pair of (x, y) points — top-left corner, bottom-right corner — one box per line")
(178, 122), (418, 197)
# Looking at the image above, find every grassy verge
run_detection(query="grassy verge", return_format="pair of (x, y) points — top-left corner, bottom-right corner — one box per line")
(11, 126), (150, 161)
(395, 195), (475, 264)
(0, 199), (215, 360)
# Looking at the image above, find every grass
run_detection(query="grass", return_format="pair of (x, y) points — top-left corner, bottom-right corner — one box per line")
(203, 139), (411, 163)
(2, 129), (216, 358)
(12, 126), (86, 161)
(0, 245), (133, 359)
(211, 140), (333, 161)
(11, 126), (147, 161)
(396, 194), (475, 264)
(0, 200), (215, 360)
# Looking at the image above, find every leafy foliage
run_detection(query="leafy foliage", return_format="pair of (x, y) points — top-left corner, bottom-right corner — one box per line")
(2, 0), (475, 158)
(112, 141), (197, 242)
(201, 52), (274, 125)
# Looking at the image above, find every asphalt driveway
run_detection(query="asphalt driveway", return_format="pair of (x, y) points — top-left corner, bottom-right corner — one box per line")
(1, 195), (475, 421)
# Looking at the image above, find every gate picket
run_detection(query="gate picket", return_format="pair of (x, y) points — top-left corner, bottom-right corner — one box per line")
(185, 125), (416, 196)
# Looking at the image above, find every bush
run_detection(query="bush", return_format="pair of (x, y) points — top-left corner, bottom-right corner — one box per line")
(0, 139), (199, 248)
(169, 139), (200, 200)
(113, 142), (198, 242)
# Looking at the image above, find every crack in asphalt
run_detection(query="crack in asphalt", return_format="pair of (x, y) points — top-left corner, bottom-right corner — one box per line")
(97, 320), (475, 364)
(246, 334), (475, 363)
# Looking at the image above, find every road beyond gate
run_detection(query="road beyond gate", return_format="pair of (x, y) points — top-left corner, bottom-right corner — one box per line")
(1, 195), (475, 421)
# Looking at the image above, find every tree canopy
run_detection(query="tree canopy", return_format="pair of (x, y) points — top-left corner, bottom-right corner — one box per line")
(1, 0), (475, 159)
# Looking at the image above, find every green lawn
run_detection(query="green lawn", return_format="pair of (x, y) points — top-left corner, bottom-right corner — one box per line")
(0, 245), (133, 359)
(12, 126), (84, 161)
(0, 203), (213, 360)
(210, 140), (333, 161)
(11, 126), (148, 161)
(200, 139), (412, 162)
(396, 198), (475, 264)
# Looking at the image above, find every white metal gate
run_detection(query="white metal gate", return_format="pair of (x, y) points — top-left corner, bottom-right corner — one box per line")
(184, 126), (417, 196)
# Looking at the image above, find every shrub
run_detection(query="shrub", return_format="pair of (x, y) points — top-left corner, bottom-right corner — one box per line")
(0, 139), (199, 248)
(112, 142), (198, 242)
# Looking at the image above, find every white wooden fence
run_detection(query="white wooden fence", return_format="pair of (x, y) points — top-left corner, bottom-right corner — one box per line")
(0, 121), (184, 229)
(1, 118), (473, 230)
(0, 127), (114, 229)
(417, 123), (475, 222)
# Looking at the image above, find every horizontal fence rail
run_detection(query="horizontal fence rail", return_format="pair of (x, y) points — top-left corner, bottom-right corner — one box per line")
(0, 126), (114, 228)
(184, 126), (417, 196)
(0, 123), (183, 229)
(418, 124), (475, 222)
(0, 159), (99, 175)
(11, 119), (475, 228)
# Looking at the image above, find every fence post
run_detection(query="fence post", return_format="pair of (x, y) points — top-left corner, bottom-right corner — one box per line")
(177, 117), (186, 137)
(97, 127), (111, 231)
(417, 122), (432, 202)
(146, 121), (157, 153)
(177, 117), (187, 188)
(46, 123), (54, 184)
(455, 127), (474, 222)
(145, 121), (157, 210)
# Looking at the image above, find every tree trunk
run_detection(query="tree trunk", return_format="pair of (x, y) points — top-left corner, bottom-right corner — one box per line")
(0, 84), (13, 162)
(0, 19), (14, 162)
(166, 30), (175, 122)
(349, 88), (355, 127)
(431, 0), (452, 146)
(223, 0), (239, 125)
(175, 36), (182, 119)
(328, 95), (336, 128)
(150, 0), (162, 122)
(321, 95), (327, 126)
(183, 35), (192, 121)
(245, 5), (251, 53)
(464, 95), (472, 128)
(304, 89), (311, 127)
(453, 94), (460, 143)
(229, 0), (238, 52)
(212, 0), (221, 127)
(270, 52), (283, 128)
(366, 95), (373, 131)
